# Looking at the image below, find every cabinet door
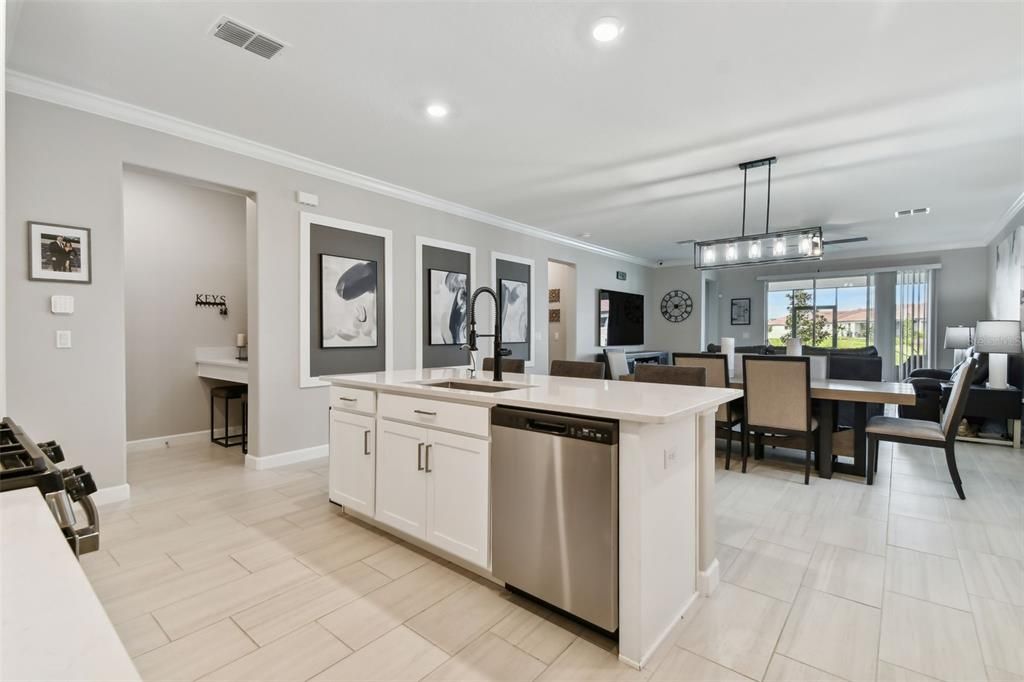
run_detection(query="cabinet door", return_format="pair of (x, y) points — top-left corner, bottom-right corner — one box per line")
(425, 430), (490, 567)
(328, 410), (376, 515)
(376, 420), (428, 539)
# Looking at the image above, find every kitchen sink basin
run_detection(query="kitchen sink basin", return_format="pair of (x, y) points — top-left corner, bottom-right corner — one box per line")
(415, 380), (528, 393)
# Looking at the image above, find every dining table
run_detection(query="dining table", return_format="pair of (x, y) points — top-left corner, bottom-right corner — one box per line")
(726, 376), (917, 479)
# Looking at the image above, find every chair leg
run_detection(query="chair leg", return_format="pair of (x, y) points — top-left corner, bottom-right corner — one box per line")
(804, 435), (812, 486)
(725, 426), (733, 471)
(866, 435), (878, 486)
(741, 427), (750, 474)
(944, 442), (966, 500)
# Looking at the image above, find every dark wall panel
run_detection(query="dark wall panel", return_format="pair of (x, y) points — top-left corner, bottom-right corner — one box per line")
(496, 258), (531, 363)
(422, 245), (471, 368)
(310, 223), (386, 376)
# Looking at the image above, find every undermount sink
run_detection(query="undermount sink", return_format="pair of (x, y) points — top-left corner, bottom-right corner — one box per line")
(415, 379), (528, 393)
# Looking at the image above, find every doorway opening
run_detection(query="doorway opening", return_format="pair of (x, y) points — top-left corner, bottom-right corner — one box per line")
(547, 260), (577, 366)
(122, 166), (255, 463)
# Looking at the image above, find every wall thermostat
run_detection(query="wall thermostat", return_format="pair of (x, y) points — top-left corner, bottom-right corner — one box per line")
(51, 295), (75, 314)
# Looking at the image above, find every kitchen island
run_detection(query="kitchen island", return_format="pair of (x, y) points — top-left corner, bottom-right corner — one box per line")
(322, 367), (740, 670)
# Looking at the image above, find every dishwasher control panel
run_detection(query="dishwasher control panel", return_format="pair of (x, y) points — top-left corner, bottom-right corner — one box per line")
(491, 406), (618, 445)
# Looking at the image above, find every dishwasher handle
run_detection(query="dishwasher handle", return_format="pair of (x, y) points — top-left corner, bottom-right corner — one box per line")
(526, 419), (569, 435)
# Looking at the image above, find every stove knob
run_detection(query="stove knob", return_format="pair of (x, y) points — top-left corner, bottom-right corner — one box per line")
(38, 441), (65, 463)
(76, 472), (98, 497)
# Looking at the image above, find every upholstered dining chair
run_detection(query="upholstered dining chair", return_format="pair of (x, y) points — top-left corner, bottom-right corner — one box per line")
(482, 357), (525, 373)
(603, 349), (630, 380)
(742, 355), (818, 484)
(673, 352), (746, 469)
(550, 360), (606, 379)
(866, 358), (977, 499)
(634, 364), (706, 387)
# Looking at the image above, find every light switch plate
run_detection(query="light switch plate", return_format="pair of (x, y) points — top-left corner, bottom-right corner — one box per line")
(56, 330), (72, 349)
(51, 295), (74, 314)
(663, 447), (678, 469)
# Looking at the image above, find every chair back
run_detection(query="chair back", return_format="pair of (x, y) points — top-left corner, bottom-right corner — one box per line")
(829, 354), (883, 427)
(603, 349), (630, 380)
(635, 364), (706, 386)
(674, 353), (730, 419)
(941, 358), (977, 440)
(743, 356), (812, 432)
(482, 357), (525, 373)
(550, 360), (606, 380)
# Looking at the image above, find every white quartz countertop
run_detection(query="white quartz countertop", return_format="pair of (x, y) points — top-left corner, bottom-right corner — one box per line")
(0, 489), (140, 681)
(322, 368), (741, 423)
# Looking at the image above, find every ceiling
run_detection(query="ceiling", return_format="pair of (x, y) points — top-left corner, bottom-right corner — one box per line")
(7, 1), (1023, 263)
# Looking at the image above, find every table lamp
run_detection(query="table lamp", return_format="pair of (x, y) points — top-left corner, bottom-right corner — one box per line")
(974, 320), (1022, 390)
(943, 326), (973, 367)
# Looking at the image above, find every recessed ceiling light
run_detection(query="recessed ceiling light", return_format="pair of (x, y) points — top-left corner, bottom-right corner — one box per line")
(425, 103), (449, 119)
(591, 17), (623, 43)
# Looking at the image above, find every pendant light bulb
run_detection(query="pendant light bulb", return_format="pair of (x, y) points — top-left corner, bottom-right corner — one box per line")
(773, 237), (786, 256)
(749, 241), (762, 259)
(726, 243), (738, 261)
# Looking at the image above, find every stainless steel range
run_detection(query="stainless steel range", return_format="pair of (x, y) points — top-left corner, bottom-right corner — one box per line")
(0, 417), (100, 557)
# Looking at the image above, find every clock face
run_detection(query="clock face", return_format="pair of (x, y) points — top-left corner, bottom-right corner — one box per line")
(661, 290), (693, 323)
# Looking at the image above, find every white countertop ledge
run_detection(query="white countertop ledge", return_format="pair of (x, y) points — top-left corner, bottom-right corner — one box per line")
(322, 368), (741, 423)
(0, 489), (140, 681)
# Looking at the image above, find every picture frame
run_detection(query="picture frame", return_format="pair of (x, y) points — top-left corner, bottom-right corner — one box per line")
(427, 268), (469, 345)
(499, 278), (529, 343)
(320, 253), (379, 349)
(28, 221), (92, 284)
(731, 297), (751, 326)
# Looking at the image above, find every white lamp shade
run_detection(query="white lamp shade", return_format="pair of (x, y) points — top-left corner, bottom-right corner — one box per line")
(943, 326), (973, 350)
(974, 320), (1022, 354)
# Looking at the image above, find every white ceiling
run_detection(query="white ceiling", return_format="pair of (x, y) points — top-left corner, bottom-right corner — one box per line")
(7, 1), (1023, 262)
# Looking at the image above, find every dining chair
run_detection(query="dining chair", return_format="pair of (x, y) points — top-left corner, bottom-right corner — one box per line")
(603, 349), (630, 380)
(742, 355), (818, 484)
(550, 360), (606, 379)
(866, 358), (976, 499)
(673, 352), (746, 469)
(482, 357), (525, 373)
(634, 364), (706, 386)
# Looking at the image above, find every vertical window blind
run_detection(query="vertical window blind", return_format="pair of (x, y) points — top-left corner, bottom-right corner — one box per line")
(895, 268), (933, 380)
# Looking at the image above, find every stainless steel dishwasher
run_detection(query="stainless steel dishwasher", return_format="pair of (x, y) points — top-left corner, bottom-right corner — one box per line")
(491, 406), (618, 633)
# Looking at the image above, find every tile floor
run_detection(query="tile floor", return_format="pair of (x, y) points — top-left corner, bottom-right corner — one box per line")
(82, 436), (1024, 681)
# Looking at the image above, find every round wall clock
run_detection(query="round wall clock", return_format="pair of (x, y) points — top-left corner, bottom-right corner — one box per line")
(661, 290), (693, 323)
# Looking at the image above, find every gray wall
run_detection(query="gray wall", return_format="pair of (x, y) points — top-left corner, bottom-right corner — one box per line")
(123, 170), (248, 441)
(706, 248), (990, 369)
(495, 258), (531, 363)
(421, 246), (471, 368)
(546, 260), (575, 363)
(647, 264), (704, 354)
(5, 94), (651, 490)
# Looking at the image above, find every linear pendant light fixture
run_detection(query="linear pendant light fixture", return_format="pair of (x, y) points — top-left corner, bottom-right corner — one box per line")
(694, 157), (823, 269)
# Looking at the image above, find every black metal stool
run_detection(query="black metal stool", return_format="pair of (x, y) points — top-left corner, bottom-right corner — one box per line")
(210, 384), (248, 452)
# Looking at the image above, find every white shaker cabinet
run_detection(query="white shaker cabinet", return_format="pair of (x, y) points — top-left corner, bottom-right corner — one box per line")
(375, 420), (429, 539)
(424, 429), (490, 568)
(328, 409), (376, 516)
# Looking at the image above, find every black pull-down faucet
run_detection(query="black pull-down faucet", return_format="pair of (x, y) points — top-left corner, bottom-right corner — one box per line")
(466, 286), (510, 381)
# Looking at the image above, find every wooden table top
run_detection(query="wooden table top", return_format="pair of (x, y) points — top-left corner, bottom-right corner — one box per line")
(727, 377), (917, 405)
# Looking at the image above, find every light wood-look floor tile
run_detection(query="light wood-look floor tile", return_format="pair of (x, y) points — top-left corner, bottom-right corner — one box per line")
(968, 595), (1024, 677)
(538, 638), (648, 682)
(651, 648), (751, 681)
(957, 549), (1024, 607)
(490, 603), (578, 665)
(200, 622), (351, 681)
(722, 538), (811, 602)
(133, 618), (256, 682)
(878, 592), (987, 682)
(407, 581), (516, 654)
(362, 543), (430, 579)
(103, 560), (250, 625)
(887, 514), (957, 559)
(88, 554), (183, 602)
(763, 653), (844, 681)
(310, 625), (449, 682)
(777, 587), (880, 682)
(232, 560), (391, 646)
(819, 515), (887, 556)
(754, 509), (826, 553)
(675, 582), (789, 680)
(152, 559), (317, 640)
(113, 613), (169, 657)
(884, 546), (970, 611)
(425, 632), (547, 681)
(802, 542), (885, 608)
(876, 660), (942, 681)
(318, 561), (469, 650)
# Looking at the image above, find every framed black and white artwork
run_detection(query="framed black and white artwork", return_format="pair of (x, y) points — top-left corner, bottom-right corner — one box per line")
(321, 254), (378, 348)
(428, 269), (468, 345)
(731, 297), (751, 326)
(29, 222), (92, 284)
(500, 279), (529, 343)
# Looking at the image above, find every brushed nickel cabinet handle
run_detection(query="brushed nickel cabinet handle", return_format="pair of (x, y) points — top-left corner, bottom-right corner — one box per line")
(363, 430), (371, 455)
(338, 396), (357, 402)
(417, 443), (425, 471)
(413, 409), (437, 416)
(425, 444), (433, 473)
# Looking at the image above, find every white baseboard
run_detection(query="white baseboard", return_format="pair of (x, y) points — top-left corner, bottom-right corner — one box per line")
(127, 427), (243, 454)
(698, 557), (720, 596)
(92, 483), (131, 506)
(245, 444), (327, 470)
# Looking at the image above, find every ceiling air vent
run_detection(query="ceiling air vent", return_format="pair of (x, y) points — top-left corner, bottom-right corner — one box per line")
(211, 17), (285, 60)
(895, 207), (930, 218)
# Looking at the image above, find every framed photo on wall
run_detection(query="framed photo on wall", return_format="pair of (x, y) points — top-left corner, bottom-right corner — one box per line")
(320, 254), (378, 348)
(428, 268), (468, 345)
(731, 297), (751, 326)
(29, 222), (92, 283)
(499, 279), (529, 343)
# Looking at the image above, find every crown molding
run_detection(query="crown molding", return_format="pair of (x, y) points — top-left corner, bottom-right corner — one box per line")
(6, 69), (652, 266)
(985, 190), (1024, 245)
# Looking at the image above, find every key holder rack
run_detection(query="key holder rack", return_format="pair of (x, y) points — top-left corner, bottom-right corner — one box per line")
(195, 294), (228, 317)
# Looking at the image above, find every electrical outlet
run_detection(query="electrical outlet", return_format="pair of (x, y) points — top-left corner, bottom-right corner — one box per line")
(663, 447), (678, 469)
(55, 330), (72, 349)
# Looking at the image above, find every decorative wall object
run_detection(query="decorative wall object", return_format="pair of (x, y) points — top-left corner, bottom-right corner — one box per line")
(731, 297), (751, 325)
(195, 293), (228, 316)
(660, 290), (693, 323)
(500, 279), (529, 343)
(549, 288), (560, 303)
(28, 221), (92, 283)
(549, 309), (561, 323)
(321, 254), (378, 348)
(993, 225), (1023, 321)
(428, 268), (468, 345)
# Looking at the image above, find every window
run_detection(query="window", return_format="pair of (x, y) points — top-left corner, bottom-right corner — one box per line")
(895, 269), (932, 379)
(766, 275), (875, 349)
